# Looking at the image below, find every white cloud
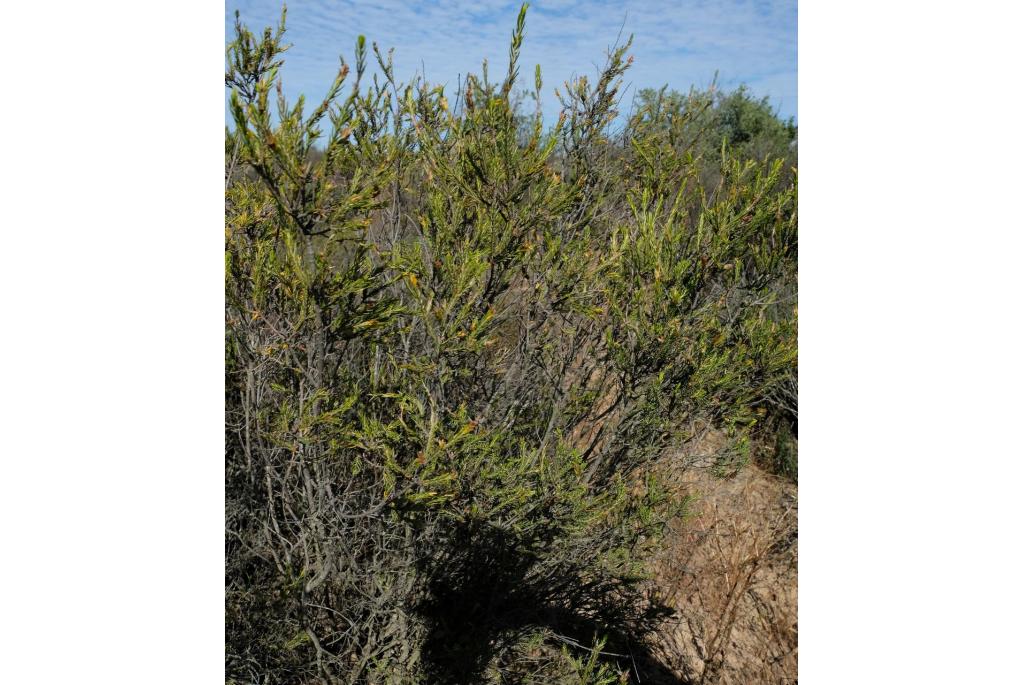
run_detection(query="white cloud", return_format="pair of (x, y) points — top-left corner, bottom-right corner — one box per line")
(226, 0), (797, 123)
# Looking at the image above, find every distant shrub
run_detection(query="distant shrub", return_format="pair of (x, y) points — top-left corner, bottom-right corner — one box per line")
(225, 4), (796, 682)
(632, 83), (796, 162)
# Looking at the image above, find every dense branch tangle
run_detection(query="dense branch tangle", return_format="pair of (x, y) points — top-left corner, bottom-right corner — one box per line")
(226, 4), (796, 683)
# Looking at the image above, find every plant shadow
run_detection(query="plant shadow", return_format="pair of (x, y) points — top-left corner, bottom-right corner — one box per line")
(412, 519), (685, 684)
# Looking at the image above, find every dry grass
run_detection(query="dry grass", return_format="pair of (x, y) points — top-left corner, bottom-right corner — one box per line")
(648, 434), (797, 684)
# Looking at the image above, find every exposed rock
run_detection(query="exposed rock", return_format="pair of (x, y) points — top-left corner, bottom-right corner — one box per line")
(649, 452), (797, 684)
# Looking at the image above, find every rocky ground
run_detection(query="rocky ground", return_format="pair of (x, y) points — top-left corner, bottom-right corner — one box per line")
(647, 441), (798, 684)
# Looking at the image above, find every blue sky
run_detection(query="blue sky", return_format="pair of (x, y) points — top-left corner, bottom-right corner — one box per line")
(225, 0), (796, 128)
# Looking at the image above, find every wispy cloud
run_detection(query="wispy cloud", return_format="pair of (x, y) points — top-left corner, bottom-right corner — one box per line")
(225, 0), (797, 125)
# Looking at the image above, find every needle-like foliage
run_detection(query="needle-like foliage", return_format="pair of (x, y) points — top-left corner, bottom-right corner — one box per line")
(225, 5), (796, 683)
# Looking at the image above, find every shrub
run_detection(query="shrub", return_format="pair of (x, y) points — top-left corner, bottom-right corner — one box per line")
(225, 5), (797, 682)
(632, 84), (797, 162)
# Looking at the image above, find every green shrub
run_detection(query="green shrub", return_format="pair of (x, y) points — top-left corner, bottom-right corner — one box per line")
(225, 5), (796, 682)
(632, 83), (796, 161)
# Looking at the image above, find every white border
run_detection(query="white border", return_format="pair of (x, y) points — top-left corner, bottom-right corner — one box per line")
(2, 1), (1023, 682)
(1, 1), (223, 682)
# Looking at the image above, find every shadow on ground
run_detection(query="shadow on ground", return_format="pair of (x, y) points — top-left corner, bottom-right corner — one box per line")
(412, 519), (685, 684)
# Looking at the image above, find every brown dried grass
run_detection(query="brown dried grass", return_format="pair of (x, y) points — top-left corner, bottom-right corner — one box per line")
(648, 434), (797, 684)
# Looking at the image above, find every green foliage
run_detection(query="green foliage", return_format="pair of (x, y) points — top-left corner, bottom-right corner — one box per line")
(632, 83), (796, 163)
(225, 5), (797, 682)
(560, 638), (625, 684)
